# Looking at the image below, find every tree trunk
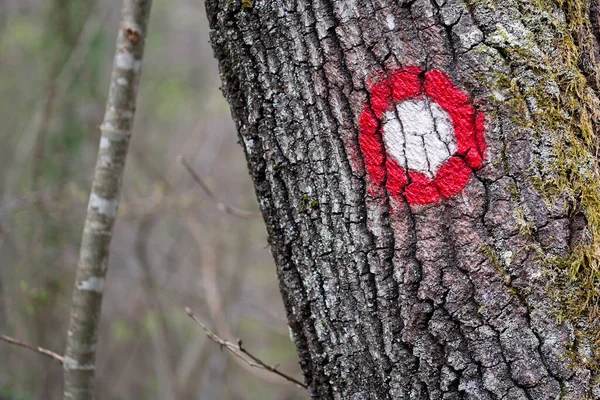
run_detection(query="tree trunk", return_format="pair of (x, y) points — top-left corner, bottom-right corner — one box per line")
(63, 1), (153, 399)
(205, 0), (600, 398)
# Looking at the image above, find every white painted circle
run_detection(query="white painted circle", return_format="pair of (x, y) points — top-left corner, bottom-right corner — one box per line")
(382, 99), (457, 178)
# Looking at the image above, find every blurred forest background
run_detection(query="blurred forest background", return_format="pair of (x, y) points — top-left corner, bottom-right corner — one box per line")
(0, 1), (304, 399)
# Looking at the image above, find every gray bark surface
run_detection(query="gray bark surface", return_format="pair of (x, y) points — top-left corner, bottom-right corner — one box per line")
(63, 1), (153, 399)
(205, 0), (600, 398)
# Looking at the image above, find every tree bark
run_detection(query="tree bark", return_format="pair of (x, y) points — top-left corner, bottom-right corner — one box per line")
(205, 0), (600, 398)
(62, 1), (153, 399)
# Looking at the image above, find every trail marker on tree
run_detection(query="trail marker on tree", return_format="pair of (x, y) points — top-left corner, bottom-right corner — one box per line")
(359, 67), (487, 205)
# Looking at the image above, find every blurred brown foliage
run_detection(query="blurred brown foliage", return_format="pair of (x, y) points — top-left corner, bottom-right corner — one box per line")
(0, 1), (303, 399)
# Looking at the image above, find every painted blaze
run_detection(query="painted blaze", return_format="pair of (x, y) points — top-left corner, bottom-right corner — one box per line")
(359, 67), (487, 205)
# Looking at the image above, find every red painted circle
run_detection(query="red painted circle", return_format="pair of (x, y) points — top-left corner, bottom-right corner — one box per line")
(359, 67), (487, 205)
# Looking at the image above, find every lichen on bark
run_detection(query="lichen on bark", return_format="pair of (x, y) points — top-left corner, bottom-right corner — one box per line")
(465, 0), (600, 374)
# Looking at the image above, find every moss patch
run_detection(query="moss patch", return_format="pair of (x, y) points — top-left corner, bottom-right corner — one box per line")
(533, 0), (600, 372)
(468, 0), (600, 370)
(241, 0), (253, 10)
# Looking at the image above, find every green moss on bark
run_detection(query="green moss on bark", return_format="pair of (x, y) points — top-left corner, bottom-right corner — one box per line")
(468, 0), (600, 371)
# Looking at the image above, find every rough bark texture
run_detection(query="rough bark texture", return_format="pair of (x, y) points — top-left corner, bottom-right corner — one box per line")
(205, 0), (600, 398)
(63, 1), (152, 399)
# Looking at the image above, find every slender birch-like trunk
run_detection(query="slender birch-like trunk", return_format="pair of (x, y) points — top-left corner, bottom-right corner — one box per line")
(63, 2), (152, 399)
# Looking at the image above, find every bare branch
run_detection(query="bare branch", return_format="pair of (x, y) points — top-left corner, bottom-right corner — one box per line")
(184, 220), (289, 386)
(0, 334), (64, 365)
(179, 156), (260, 219)
(184, 307), (307, 389)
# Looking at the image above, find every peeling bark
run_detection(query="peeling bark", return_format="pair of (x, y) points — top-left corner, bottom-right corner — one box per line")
(205, 0), (600, 398)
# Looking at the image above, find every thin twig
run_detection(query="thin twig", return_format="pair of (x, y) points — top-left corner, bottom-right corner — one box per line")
(0, 334), (64, 365)
(179, 156), (260, 219)
(184, 307), (307, 389)
(185, 221), (288, 386)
